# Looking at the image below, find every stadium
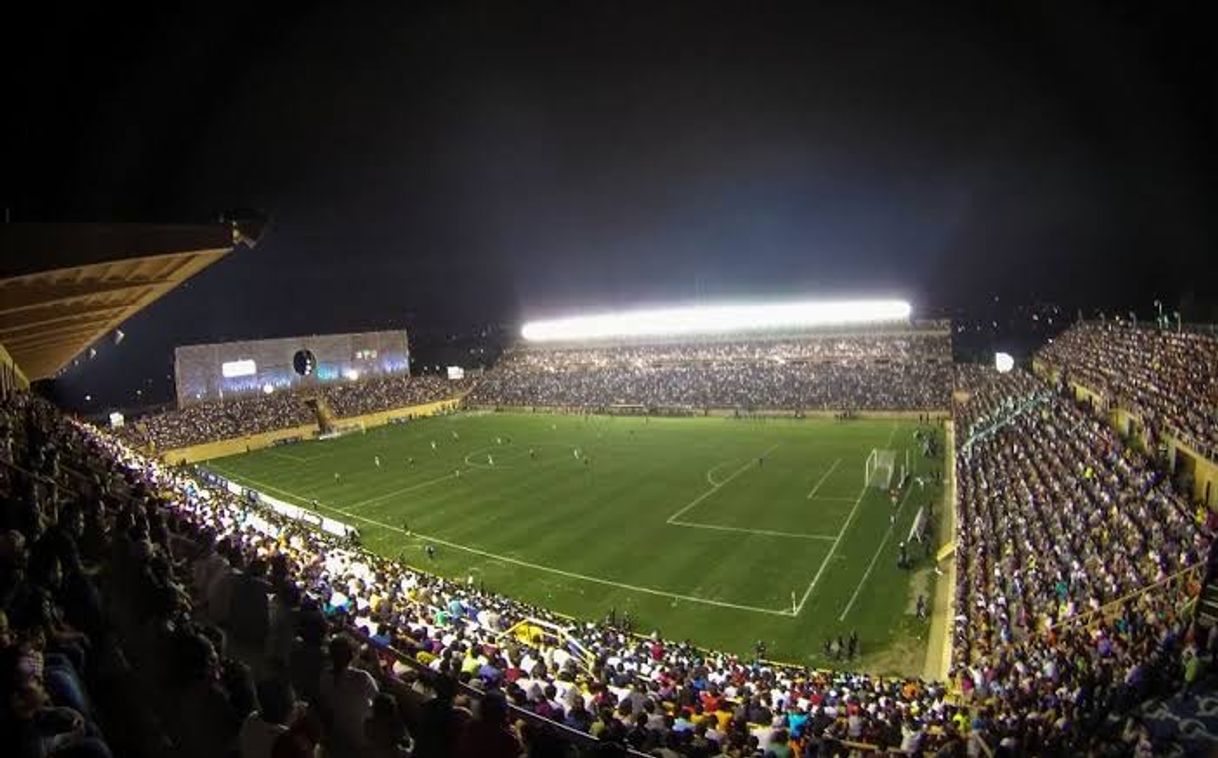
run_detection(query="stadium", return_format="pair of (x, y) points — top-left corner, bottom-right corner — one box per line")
(2, 221), (1216, 756)
(4, 6), (1218, 757)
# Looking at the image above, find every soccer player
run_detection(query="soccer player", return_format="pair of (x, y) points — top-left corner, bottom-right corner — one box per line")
(451, 430), (459, 440)
(573, 448), (581, 460)
(496, 436), (502, 445)
(374, 455), (381, 469)
(333, 472), (341, 484)
(426, 544), (436, 560)
(529, 448), (536, 460)
(407, 457), (414, 466)
(487, 454), (494, 466)
(431, 440), (437, 451)
(402, 520), (410, 534)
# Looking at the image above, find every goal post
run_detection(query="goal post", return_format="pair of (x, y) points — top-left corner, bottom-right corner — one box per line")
(864, 448), (897, 489)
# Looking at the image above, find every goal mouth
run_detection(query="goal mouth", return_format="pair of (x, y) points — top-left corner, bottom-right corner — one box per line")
(865, 448), (897, 489)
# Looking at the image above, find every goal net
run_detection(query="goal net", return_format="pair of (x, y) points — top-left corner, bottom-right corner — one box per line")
(865, 449), (897, 489)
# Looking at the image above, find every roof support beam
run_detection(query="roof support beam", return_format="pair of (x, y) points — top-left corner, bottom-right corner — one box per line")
(0, 278), (173, 315)
(0, 304), (133, 338)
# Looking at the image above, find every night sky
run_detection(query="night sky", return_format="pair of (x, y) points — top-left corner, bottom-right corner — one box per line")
(3, 2), (1215, 411)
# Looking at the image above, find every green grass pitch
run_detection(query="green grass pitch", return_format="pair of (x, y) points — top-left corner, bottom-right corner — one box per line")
(205, 412), (944, 673)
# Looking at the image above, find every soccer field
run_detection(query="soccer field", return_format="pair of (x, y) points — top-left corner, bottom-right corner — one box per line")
(205, 412), (944, 673)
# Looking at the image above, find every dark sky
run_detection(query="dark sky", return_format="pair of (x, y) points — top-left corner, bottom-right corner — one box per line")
(3, 2), (1216, 409)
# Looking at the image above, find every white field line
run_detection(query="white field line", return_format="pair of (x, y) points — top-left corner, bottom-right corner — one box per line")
(670, 519), (837, 541)
(805, 458), (842, 499)
(793, 483), (871, 615)
(346, 471), (467, 512)
(210, 466), (795, 617)
(838, 472), (916, 621)
(667, 443), (780, 524)
(267, 451), (309, 464)
(705, 460), (736, 487)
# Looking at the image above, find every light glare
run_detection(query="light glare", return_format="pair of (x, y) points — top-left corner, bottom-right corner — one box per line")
(221, 359), (257, 378)
(521, 299), (911, 342)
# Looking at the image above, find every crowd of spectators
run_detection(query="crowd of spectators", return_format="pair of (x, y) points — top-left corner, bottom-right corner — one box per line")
(1037, 322), (1218, 460)
(468, 333), (952, 412)
(952, 366), (1050, 452)
(118, 375), (468, 452)
(952, 367), (1211, 733)
(323, 376), (471, 419)
(3, 350), (1213, 755)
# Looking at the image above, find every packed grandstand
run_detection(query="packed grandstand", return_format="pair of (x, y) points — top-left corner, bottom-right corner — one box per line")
(2, 319), (1217, 757)
(466, 326), (953, 413)
(117, 375), (473, 452)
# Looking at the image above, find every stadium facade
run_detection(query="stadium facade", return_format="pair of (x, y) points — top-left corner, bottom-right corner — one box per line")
(173, 329), (410, 407)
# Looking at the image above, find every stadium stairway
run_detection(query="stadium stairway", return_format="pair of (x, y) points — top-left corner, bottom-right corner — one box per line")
(306, 395), (338, 433)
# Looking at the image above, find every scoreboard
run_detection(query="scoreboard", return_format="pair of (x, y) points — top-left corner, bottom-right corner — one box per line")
(174, 330), (410, 407)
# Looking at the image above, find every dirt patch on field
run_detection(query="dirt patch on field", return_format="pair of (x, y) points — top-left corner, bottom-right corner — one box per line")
(858, 630), (926, 678)
(905, 568), (931, 614)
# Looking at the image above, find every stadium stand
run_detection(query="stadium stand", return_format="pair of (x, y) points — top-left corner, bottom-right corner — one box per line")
(3, 334), (1215, 754)
(117, 375), (470, 452)
(953, 367), (1209, 678)
(467, 327), (953, 412)
(1036, 322), (1218, 461)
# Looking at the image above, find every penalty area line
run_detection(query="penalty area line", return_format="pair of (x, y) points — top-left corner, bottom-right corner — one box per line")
(670, 519), (837, 541)
(793, 483), (870, 615)
(837, 476), (916, 621)
(668, 443), (780, 524)
(805, 458), (842, 499)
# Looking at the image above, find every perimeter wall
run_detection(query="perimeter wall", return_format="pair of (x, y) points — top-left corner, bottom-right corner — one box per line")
(157, 397), (462, 464)
(1032, 358), (1218, 509)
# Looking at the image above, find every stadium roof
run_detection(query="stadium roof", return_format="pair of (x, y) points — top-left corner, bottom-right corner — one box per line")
(0, 223), (237, 380)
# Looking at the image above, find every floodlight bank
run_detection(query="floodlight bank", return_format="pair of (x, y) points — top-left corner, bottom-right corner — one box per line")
(520, 299), (911, 342)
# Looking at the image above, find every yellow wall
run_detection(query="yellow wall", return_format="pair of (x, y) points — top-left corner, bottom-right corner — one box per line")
(1046, 370), (1216, 509)
(1069, 380), (1107, 412)
(0, 343), (30, 393)
(1031, 358), (1058, 383)
(1169, 437), (1218, 509)
(159, 397), (462, 464)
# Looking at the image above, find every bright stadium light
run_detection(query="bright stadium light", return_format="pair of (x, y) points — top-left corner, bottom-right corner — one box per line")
(995, 352), (1015, 373)
(520, 299), (912, 342)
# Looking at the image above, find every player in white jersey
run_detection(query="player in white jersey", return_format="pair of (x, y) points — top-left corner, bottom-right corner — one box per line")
(374, 455), (381, 469)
